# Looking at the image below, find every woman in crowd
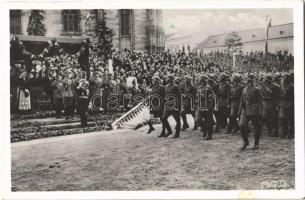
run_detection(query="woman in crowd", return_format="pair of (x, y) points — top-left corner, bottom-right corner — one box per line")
(17, 71), (31, 114)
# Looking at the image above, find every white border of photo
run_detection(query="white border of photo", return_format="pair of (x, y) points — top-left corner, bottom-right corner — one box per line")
(0, 0), (304, 199)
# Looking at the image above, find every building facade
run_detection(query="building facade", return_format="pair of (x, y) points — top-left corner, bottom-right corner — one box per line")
(165, 33), (192, 54)
(10, 9), (165, 53)
(194, 23), (293, 55)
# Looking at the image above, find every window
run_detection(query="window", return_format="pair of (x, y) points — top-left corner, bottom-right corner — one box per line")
(10, 10), (21, 34)
(120, 9), (131, 36)
(252, 34), (256, 38)
(62, 10), (80, 33)
(279, 30), (284, 35)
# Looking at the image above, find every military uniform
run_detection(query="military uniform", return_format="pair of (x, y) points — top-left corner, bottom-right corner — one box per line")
(51, 77), (64, 118)
(239, 81), (263, 149)
(261, 78), (281, 136)
(161, 79), (181, 138)
(180, 80), (196, 130)
(279, 78), (294, 139)
(62, 75), (74, 119)
(215, 79), (230, 130)
(227, 82), (243, 134)
(76, 79), (90, 127)
(195, 82), (215, 140)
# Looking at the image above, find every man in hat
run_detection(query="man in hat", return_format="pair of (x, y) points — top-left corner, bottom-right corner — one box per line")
(161, 74), (181, 138)
(279, 74), (294, 139)
(239, 73), (263, 150)
(195, 74), (215, 140)
(214, 72), (230, 133)
(147, 75), (166, 136)
(180, 75), (197, 130)
(76, 72), (90, 127)
(261, 75), (281, 137)
(51, 74), (64, 118)
(63, 70), (74, 119)
(227, 73), (243, 134)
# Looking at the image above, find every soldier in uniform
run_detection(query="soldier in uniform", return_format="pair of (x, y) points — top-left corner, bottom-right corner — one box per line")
(261, 75), (281, 137)
(180, 75), (197, 130)
(147, 76), (166, 136)
(227, 73), (243, 134)
(214, 73), (230, 132)
(195, 75), (215, 140)
(62, 70), (74, 119)
(239, 74), (263, 150)
(161, 74), (181, 138)
(51, 74), (64, 118)
(279, 74), (294, 139)
(76, 72), (90, 127)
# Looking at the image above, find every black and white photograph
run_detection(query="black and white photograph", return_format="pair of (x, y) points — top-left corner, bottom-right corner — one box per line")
(1, 0), (304, 199)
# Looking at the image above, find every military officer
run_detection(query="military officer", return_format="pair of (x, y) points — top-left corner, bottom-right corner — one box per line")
(227, 73), (243, 134)
(195, 75), (215, 140)
(147, 75), (166, 136)
(161, 74), (181, 138)
(261, 75), (281, 137)
(76, 72), (90, 127)
(214, 73), (230, 132)
(279, 74), (294, 139)
(239, 73), (263, 150)
(180, 75), (197, 131)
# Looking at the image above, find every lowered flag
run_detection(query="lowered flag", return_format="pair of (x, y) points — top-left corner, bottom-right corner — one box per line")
(265, 16), (272, 54)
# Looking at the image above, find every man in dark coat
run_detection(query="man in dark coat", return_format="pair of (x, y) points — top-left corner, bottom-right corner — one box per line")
(239, 73), (263, 150)
(161, 74), (181, 138)
(147, 75), (166, 136)
(261, 75), (281, 137)
(180, 75), (196, 130)
(195, 75), (215, 140)
(227, 74), (243, 134)
(215, 73), (230, 132)
(279, 74), (294, 139)
(76, 72), (90, 127)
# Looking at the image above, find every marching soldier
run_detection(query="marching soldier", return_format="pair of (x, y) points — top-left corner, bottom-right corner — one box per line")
(180, 75), (196, 131)
(161, 74), (181, 138)
(195, 75), (215, 140)
(261, 75), (281, 137)
(147, 75), (166, 136)
(76, 72), (90, 127)
(227, 74), (243, 134)
(239, 74), (263, 150)
(279, 74), (294, 139)
(214, 73), (230, 132)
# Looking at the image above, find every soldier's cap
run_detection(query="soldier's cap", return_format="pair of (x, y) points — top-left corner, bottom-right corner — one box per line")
(152, 75), (160, 80)
(167, 74), (175, 80)
(184, 75), (192, 80)
(247, 73), (255, 80)
(264, 75), (272, 82)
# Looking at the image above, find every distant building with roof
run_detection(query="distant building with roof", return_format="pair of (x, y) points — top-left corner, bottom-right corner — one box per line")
(194, 23), (293, 55)
(165, 32), (193, 54)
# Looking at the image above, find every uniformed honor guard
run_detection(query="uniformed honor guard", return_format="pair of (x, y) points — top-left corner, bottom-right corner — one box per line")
(239, 74), (263, 150)
(63, 70), (74, 119)
(51, 74), (64, 118)
(195, 75), (215, 140)
(180, 75), (196, 130)
(147, 75), (166, 136)
(76, 72), (90, 127)
(261, 75), (281, 137)
(227, 74), (243, 134)
(215, 73), (230, 132)
(279, 74), (294, 139)
(161, 74), (181, 138)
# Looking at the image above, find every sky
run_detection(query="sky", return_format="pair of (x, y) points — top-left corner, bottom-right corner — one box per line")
(163, 9), (293, 45)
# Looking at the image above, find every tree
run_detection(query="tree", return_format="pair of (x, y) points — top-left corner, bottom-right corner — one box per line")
(224, 31), (243, 54)
(96, 10), (114, 60)
(27, 10), (46, 36)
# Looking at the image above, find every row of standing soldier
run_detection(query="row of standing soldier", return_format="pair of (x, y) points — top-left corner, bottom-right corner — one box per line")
(147, 72), (294, 151)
